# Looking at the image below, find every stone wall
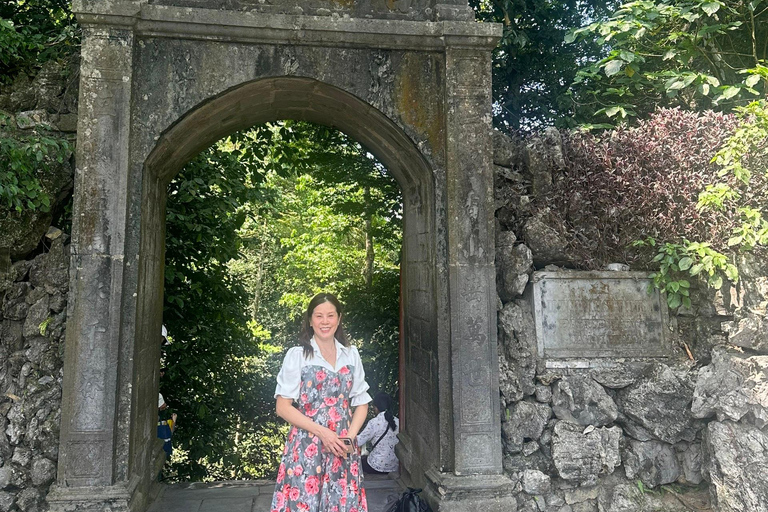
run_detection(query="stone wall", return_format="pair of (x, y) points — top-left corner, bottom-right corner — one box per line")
(493, 130), (768, 512)
(0, 237), (68, 512)
(0, 59), (76, 512)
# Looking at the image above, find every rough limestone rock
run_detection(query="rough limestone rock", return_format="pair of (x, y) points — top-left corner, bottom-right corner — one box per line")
(522, 212), (570, 267)
(552, 374), (618, 427)
(0, 243), (66, 508)
(691, 346), (768, 427)
(492, 130), (522, 168)
(616, 363), (694, 444)
(736, 252), (768, 312)
(502, 400), (552, 453)
(522, 127), (564, 196)
(679, 442), (703, 485)
(703, 420), (768, 512)
(552, 421), (622, 486)
(30, 457), (56, 486)
(723, 314), (768, 353)
(522, 469), (551, 495)
(534, 384), (552, 403)
(622, 439), (680, 488)
(498, 300), (537, 404)
(497, 242), (533, 302)
(590, 363), (651, 389)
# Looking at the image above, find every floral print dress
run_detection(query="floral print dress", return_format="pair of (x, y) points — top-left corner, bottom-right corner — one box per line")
(271, 340), (371, 512)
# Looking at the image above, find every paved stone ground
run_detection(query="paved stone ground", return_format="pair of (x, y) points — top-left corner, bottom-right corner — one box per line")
(147, 474), (402, 512)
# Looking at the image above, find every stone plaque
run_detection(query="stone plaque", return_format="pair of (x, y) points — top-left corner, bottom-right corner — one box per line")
(530, 272), (669, 366)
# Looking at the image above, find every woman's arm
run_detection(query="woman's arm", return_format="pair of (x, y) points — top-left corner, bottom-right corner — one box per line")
(355, 414), (378, 446)
(346, 403), (369, 441)
(276, 396), (348, 457)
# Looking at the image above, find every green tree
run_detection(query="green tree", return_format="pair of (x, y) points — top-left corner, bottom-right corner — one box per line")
(471, 0), (619, 131)
(567, 0), (768, 124)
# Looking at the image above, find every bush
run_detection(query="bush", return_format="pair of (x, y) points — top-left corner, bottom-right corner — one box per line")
(537, 108), (742, 268)
(528, 104), (768, 308)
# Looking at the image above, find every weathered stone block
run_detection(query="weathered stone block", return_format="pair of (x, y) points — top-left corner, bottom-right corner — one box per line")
(2, 283), (31, 320)
(622, 439), (680, 488)
(590, 363), (651, 389)
(522, 214), (569, 267)
(691, 346), (768, 427)
(522, 469), (551, 495)
(15, 110), (52, 130)
(498, 300), (537, 403)
(492, 130), (520, 168)
(552, 374), (618, 427)
(722, 314), (768, 353)
(0, 491), (14, 512)
(616, 364), (694, 444)
(23, 296), (50, 339)
(502, 400), (552, 452)
(703, 420), (768, 512)
(551, 421), (622, 486)
(30, 457), (56, 486)
(679, 442), (703, 485)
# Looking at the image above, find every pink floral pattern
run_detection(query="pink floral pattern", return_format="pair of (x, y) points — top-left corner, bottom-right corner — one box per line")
(271, 365), (368, 512)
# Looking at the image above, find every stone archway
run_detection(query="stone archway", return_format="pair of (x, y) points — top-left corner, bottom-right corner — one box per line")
(49, 3), (510, 511)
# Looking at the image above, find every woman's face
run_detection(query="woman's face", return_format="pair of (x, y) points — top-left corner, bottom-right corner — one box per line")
(310, 301), (340, 344)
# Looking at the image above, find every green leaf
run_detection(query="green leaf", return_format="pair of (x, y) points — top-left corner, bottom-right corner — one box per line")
(708, 275), (724, 289)
(667, 294), (681, 309)
(604, 59), (624, 77)
(690, 263), (704, 276)
(682, 297), (692, 309)
(745, 74), (760, 88)
(701, 2), (721, 16)
(678, 257), (693, 271)
(679, 280), (691, 288)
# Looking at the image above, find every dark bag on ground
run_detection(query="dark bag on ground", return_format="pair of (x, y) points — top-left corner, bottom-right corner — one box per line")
(385, 488), (432, 512)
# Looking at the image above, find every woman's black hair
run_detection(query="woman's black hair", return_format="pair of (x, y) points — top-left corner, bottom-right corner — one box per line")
(373, 392), (396, 432)
(298, 293), (349, 358)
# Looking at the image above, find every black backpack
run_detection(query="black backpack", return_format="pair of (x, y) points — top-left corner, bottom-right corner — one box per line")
(385, 488), (432, 512)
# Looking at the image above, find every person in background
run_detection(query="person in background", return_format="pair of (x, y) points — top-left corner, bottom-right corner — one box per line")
(357, 391), (399, 474)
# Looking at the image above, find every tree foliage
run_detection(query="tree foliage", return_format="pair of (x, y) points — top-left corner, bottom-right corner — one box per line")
(0, 0), (78, 82)
(472, 0), (619, 132)
(567, 0), (768, 124)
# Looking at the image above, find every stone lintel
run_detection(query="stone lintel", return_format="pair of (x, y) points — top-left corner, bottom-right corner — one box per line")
(72, 0), (143, 21)
(423, 469), (516, 512)
(77, 4), (501, 51)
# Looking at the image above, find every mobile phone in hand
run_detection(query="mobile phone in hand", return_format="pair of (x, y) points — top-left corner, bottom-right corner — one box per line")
(340, 437), (353, 457)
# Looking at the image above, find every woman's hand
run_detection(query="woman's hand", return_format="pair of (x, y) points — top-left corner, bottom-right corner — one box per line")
(317, 427), (348, 457)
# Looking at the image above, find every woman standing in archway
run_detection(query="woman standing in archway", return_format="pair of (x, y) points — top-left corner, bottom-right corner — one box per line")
(271, 293), (371, 512)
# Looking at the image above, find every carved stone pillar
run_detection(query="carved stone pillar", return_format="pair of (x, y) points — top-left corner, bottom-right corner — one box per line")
(422, 46), (516, 511)
(48, 10), (140, 511)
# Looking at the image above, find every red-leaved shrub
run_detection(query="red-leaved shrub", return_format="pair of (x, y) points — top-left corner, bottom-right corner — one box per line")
(537, 108), (745, 268)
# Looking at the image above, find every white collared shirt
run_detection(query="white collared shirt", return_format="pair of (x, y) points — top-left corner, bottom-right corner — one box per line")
(274, 337), (372, 407)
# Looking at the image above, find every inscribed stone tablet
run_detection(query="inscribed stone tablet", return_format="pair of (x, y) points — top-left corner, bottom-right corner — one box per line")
(530, 272), (669, 365)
